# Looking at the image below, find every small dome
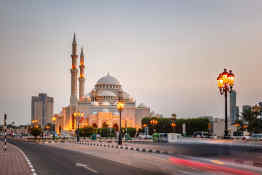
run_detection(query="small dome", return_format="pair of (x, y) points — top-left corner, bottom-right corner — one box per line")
(138, 103), (146, 108)
(97, 90), (117, 97)
(122, 91), (130, 99)
(96, 73), (120, 85)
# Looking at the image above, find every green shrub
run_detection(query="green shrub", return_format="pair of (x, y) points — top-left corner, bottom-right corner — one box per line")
(30, 127), (42, 138)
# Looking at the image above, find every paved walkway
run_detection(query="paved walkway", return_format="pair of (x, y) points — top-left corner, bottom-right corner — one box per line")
(0, 141), (31, 175)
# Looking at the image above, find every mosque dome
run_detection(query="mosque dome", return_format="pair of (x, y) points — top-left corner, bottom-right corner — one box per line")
(96, 73), (120, 86)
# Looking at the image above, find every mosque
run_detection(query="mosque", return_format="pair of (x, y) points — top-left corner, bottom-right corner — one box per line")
(54, 34), (150, 134)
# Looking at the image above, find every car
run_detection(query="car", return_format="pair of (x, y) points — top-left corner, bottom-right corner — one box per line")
(193, 131), (210, 138)
(138, 134), (152, 139)
(251, 133), (262, 141)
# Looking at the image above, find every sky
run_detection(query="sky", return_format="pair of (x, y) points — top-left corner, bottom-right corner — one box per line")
(0, 1), (262, 125)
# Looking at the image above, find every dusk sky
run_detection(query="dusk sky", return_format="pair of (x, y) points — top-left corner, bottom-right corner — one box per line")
(1, 1), (262, 125)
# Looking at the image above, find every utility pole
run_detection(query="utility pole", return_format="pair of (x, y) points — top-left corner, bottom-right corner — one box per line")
(3, 113), (7, 151)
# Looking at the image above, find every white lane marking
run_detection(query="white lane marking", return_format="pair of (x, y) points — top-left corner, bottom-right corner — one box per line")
(76, 162), (98, 174)
(15, 143), (38, 175)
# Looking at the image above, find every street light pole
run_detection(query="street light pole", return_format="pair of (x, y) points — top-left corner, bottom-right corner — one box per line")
(4, 113), (7, 151)
(52, 117), (56, 140)
(119, 109), (122, 145)
(77, 116), (80, 142)
(217, 69), (235, 138)
(74, 112), (83, 142)
(117, 100), (124, 145)
(224, 90), (228, 137)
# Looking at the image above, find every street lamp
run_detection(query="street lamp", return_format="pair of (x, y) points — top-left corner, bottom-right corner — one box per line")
(73, 112), (84, 142)
(32, 120), (39, 128)
(217, 68), (235, 138)
(171, 122), (176, 133)
(52, 117), (56, 140)
(150, 119), (158, 134)
(117, 101), (124, 145)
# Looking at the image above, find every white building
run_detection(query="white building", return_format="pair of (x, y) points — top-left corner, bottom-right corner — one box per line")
(55, 34), (150, 133)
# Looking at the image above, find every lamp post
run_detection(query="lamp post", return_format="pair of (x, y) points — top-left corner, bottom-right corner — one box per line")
(73, 112), (84, 142)
(143, 124), (148, 136)
(117, 101), (124, 145)
(32, 120), (39, 128)
(217, 68), (235, 138)
(150, 119), (158, 134)
(52, 117), (56, 140)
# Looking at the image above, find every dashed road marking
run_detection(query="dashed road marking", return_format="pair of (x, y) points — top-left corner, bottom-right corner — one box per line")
(76, 162), (98, 174)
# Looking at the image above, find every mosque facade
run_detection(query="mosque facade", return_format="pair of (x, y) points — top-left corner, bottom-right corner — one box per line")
(55, 34), (150, 133)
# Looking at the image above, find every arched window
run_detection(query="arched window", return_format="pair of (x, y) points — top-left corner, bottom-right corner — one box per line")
(113, 124), (119, 131)
(92, 123), (98, 128)
(102, 122), (108, 128)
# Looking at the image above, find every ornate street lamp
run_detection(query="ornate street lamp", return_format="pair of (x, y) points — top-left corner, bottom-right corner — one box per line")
(217, 68), (235, 138)
(73, 112), (84, 142)
(117, 101), (124, 145)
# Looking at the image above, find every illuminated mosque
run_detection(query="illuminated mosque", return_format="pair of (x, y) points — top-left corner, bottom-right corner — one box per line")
(55, 34), (150, 133)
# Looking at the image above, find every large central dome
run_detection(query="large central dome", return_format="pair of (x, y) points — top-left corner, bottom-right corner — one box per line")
(96, 73), (120, 85)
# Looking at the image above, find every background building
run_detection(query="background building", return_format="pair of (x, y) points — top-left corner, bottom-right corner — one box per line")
(31, 93), (54, 127)
(242, 105), (251, 114)
(230, 90), (239, 123)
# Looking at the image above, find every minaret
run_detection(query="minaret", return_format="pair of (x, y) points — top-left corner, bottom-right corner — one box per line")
(79, 48), (85, 99)
(70, 33), (78, 105)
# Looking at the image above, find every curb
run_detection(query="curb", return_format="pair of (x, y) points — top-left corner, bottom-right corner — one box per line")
(15, 144), (37, 175)
(73, 141), (166, 155)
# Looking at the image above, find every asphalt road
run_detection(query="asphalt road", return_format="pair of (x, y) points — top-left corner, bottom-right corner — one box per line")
(7, 139), (166, 175)
(132, 141), (262, 161)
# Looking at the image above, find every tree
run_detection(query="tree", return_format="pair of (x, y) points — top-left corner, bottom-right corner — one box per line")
(30, 127), (42, 138)
(242, 106), (262, 134)
(125, 128), (136, 137)
(77, 127), (94, 137)
(171, 114), (177, 120)
(141, 116), (210, 135)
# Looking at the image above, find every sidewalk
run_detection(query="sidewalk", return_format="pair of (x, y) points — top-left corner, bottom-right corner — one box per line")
(0, 141), (31, 175)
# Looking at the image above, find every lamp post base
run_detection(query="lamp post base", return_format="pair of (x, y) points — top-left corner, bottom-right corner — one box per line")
(224, 130), (230, 139)
(118, 132), (122, 145)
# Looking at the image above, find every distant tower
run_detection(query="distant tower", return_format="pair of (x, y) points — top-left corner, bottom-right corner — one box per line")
(79, 48), (86, 99)
(70, 33), (78, 105)
(230, 90), (237, 123)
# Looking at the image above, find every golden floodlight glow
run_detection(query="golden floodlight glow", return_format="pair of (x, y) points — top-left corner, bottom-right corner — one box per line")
(232, 123), (240, 127)
(52, 116), (56, 122)
(150, 119), (158, 125)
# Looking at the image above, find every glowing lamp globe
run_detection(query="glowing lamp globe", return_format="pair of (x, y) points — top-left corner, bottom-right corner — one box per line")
(221, 69), (229, 84)
(217, 74), (224, 88)
(117, 102), (124, 111)
(227, 70), (235, 87)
